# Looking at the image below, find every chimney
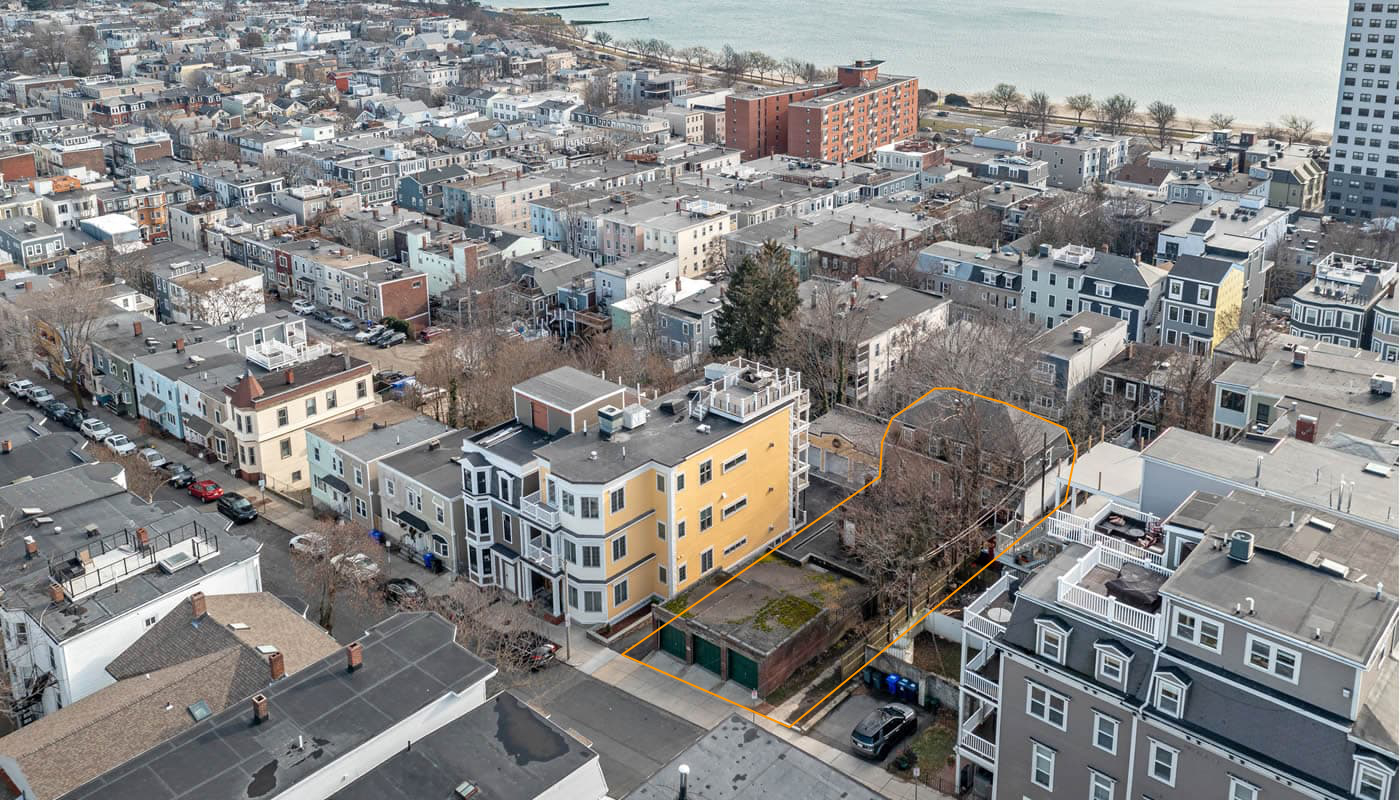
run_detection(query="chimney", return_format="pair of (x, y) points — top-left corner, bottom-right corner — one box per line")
(268, 651), (286, 681)
(24, 537), (37, 560)
(1125, 342), (1135, 361)
(1295, 414), (1317, 443)
(346, 641), (363, 671)
(792, 225), (798, 241)
(176, 337), (186, 353)
(136, 527), (150, 548)
(354, 406), (365, 420)
(48, 583), (64, 604)
(133, 320), (143, 337)
(1292, 346), (1308, 368)
(251, 693), (269, 723)
(1, 440), (10, 454)
(190, 591), (207, 618)
(674, 275), (681, 292)
(285, 368), (295, 385)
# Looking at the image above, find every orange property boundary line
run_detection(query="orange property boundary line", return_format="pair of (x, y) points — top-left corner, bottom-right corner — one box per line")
(619, 387), (1079, 730)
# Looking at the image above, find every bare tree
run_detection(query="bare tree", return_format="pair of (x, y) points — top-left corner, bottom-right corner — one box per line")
(1097, 94), (1138, 136)
(1208, 112), (1236, 130)
(1218, 306), (1282, 364)
(1065, 93), (1095, 124)
(27, 24), (67, 74)
(1022, 91), (1054, 134)
(89, 448), (166, 502)
(592, 30), (612, 48)
(182, 277), (265, 325)
(321, 217), (382, 255)
(850, 224), (904, 277)
(777, 278), (873, 412)
(1146, 100), (1178, 147)
(429, 582), (556, 685)
(1280, 114), (1316, 144)
(291, 516), (381, 635)
(983, 83), (1023, 115)
(15, 282), (114, 411)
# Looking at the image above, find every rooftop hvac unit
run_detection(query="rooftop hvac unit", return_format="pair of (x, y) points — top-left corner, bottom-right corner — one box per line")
(1227, 530), (1255, 563)
(158, 550), (195, 574)
(1071, 325), (1092, 344)
(622, 404), (648, 429)
(1370, 373), (1396, 396)
(597, 405), (623, 439)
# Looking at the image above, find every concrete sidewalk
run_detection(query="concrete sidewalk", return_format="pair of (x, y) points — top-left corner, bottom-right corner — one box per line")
(550, 623), (946, 800)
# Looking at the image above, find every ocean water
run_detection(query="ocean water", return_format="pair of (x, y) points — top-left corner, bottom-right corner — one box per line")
(573, 0), (1346, 125)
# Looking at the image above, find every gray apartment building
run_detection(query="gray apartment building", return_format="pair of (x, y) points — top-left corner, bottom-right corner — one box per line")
(960, 481), (1398, 800)
(658, 283), (723, 368)
(306, 404), (453, 526)
(917, 240), (1023, 313)
(1025, 311), (1128, 421)
(378, 432), (469, 575)
(1288, 252), (1399, 350)
(1026, 131), (1130, 190)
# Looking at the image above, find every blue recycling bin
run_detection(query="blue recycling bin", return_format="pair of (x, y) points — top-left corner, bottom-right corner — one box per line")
(884, 673), (900, 696)
(422, 552), (435, 570)
(898, 677), (918, 703)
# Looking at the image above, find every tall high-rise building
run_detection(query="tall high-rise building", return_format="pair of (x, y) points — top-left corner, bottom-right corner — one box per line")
(1325, 1), (1400, 221)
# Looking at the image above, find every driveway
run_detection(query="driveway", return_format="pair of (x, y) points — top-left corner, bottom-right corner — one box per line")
(273, 299), (433, 373)
(810, 686), (934, 767)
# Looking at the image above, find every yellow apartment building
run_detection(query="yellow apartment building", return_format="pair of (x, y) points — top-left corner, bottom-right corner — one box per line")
(460, 359), (809, 625)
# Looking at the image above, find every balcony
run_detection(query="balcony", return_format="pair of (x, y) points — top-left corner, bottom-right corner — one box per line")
(997, 502), (1166, 572)
(1056, 544), (1168, 640)
(519, 491), (559, 528)
(962, 646), (1000, 703)
(524, 536), (561, 572)
(964, 574), (1014, 641)
(958, 702), (997, 768)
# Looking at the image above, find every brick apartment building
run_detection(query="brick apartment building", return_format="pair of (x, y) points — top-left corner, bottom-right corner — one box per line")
(726, 60), (918, 161)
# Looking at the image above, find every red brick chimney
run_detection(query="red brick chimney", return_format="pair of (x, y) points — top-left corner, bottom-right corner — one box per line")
(269, 651), (285, 681)
(1295, 414), (1317, 443)
(190, 591), (207, 618)
(176, 337), (186, 353)
(48, 583), (64, 603)
(1, 440), (11, 454)
(346, 641), (363, 671)
(136, 527), (150, 548)
(285, 368), (295, 385)
(24, 537), (37, 559)
(133, 320), (143, 337)
(251, 693), (269, 723)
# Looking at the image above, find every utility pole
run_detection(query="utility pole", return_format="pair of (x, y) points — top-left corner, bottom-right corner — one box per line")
(562, 554), (571, 662)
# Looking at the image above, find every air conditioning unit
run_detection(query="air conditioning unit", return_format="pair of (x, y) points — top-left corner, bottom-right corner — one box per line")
(1071, 325), (1092, 344)
(158, 550), (195, 574)
(1371, 373), (1396, 396)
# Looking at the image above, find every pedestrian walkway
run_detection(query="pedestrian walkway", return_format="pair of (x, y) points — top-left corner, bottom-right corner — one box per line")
(549, 622), (947, 800)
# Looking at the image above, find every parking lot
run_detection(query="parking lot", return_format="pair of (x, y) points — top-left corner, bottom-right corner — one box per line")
(810, 686), (937, 767)
(275, 298), (434, 374)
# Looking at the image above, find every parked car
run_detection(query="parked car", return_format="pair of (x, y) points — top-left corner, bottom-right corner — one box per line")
(330, 552), (381, 581)
(162, 461), (196, 487)
(217, 493), (258, 523)
(416, 326), (446, 343)
(58, 407), (85, 429)
(373, 369), (407, 391)
(310, 308), (335, 323)
(7, 379), (33, 396)
(329, 315), (358, 331)
(850, 703), (917, 759)
(26, 387), (54, 405)
(187, 479), (224, 502)
(103, 433), (137, 456)
(292, 299), (316, 315)
(289, 532), (328, 557)
(356, 324), (386, 343)
(935, 110), (949, 117)
(367, 328), (398, 346)
(137, 447), (168, 469)
(80, 418), (112, 440)
(377, 331), (407, 348)
(379, 577), (425, 605)
(41, 401), (70, 420)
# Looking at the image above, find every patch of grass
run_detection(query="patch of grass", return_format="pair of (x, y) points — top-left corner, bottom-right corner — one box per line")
(661, 592), (693, 616)
(753, 595), (821, 632)
(887, 711), (958, 786)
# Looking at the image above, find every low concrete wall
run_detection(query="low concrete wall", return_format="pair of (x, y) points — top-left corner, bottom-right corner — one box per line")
(865, 648), (958, 709)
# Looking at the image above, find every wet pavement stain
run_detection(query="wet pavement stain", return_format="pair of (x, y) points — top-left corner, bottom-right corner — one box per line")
(496, 694), (569, 766)
(246, 760), (278, 798)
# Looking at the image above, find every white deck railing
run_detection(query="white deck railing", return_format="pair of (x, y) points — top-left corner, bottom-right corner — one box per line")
(958, 702), (997, 764)
(1055, 544), (1167, 640)
(962, 647), (1000, 702)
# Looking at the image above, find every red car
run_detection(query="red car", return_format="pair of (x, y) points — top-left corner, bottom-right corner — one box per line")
(187, 480), (224, 502)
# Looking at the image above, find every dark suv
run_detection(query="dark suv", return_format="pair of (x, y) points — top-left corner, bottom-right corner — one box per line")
(851, 703), (917, 759)
(216, 493), (258, 523)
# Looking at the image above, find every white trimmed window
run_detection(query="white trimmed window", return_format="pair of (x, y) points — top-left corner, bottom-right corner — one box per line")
(1030, 741), (1055, 790)
(1092, 712), (1119, 755)
(1102, 377), (1115, 394)
(1171, 608), (1222, 652)
(1025, 681), (1068, 730)
(1148, 739), (1178, 786)
(1197, 285), (1213, 304)
(1035, 619), (1068, 664)
(1089, 770), (1116, 800)
(1094, 645), (1128, 686)
(1153, 673), (1188, 717)
(722, 451), (747, 472)
(722, 496), (748, 519)
(1246, 634), (1300, 683)
(1229, 776), (1259, 800)
(1168, 279), (1183, 299)
(1354, 757), (1392, 800)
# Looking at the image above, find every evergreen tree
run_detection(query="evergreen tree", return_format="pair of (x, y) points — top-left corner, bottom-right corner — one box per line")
(714, 240), (798, 359)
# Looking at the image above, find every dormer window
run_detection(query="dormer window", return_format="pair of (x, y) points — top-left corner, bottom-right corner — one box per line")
(1353, 757), (1392, 800)
(1152, 671), (1189, 718)
(1035, 618), (1070, 664)
(1094, 641), (1131, 687)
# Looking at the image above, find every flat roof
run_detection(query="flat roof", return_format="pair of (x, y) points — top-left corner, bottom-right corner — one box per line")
(64, 613), (495, 800)
(514, 366), (624, 412)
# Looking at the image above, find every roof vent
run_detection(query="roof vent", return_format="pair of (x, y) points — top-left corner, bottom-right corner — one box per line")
(454, 781), (480, 799)
(1370, 373), (1395, 396)
(1227, 530), (1254, 563)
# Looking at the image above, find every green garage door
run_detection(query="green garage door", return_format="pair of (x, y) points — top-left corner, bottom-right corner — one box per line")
(728, 650), (759, 691)
(659, 625), (687, 660)
(693, 635), (723, 675)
